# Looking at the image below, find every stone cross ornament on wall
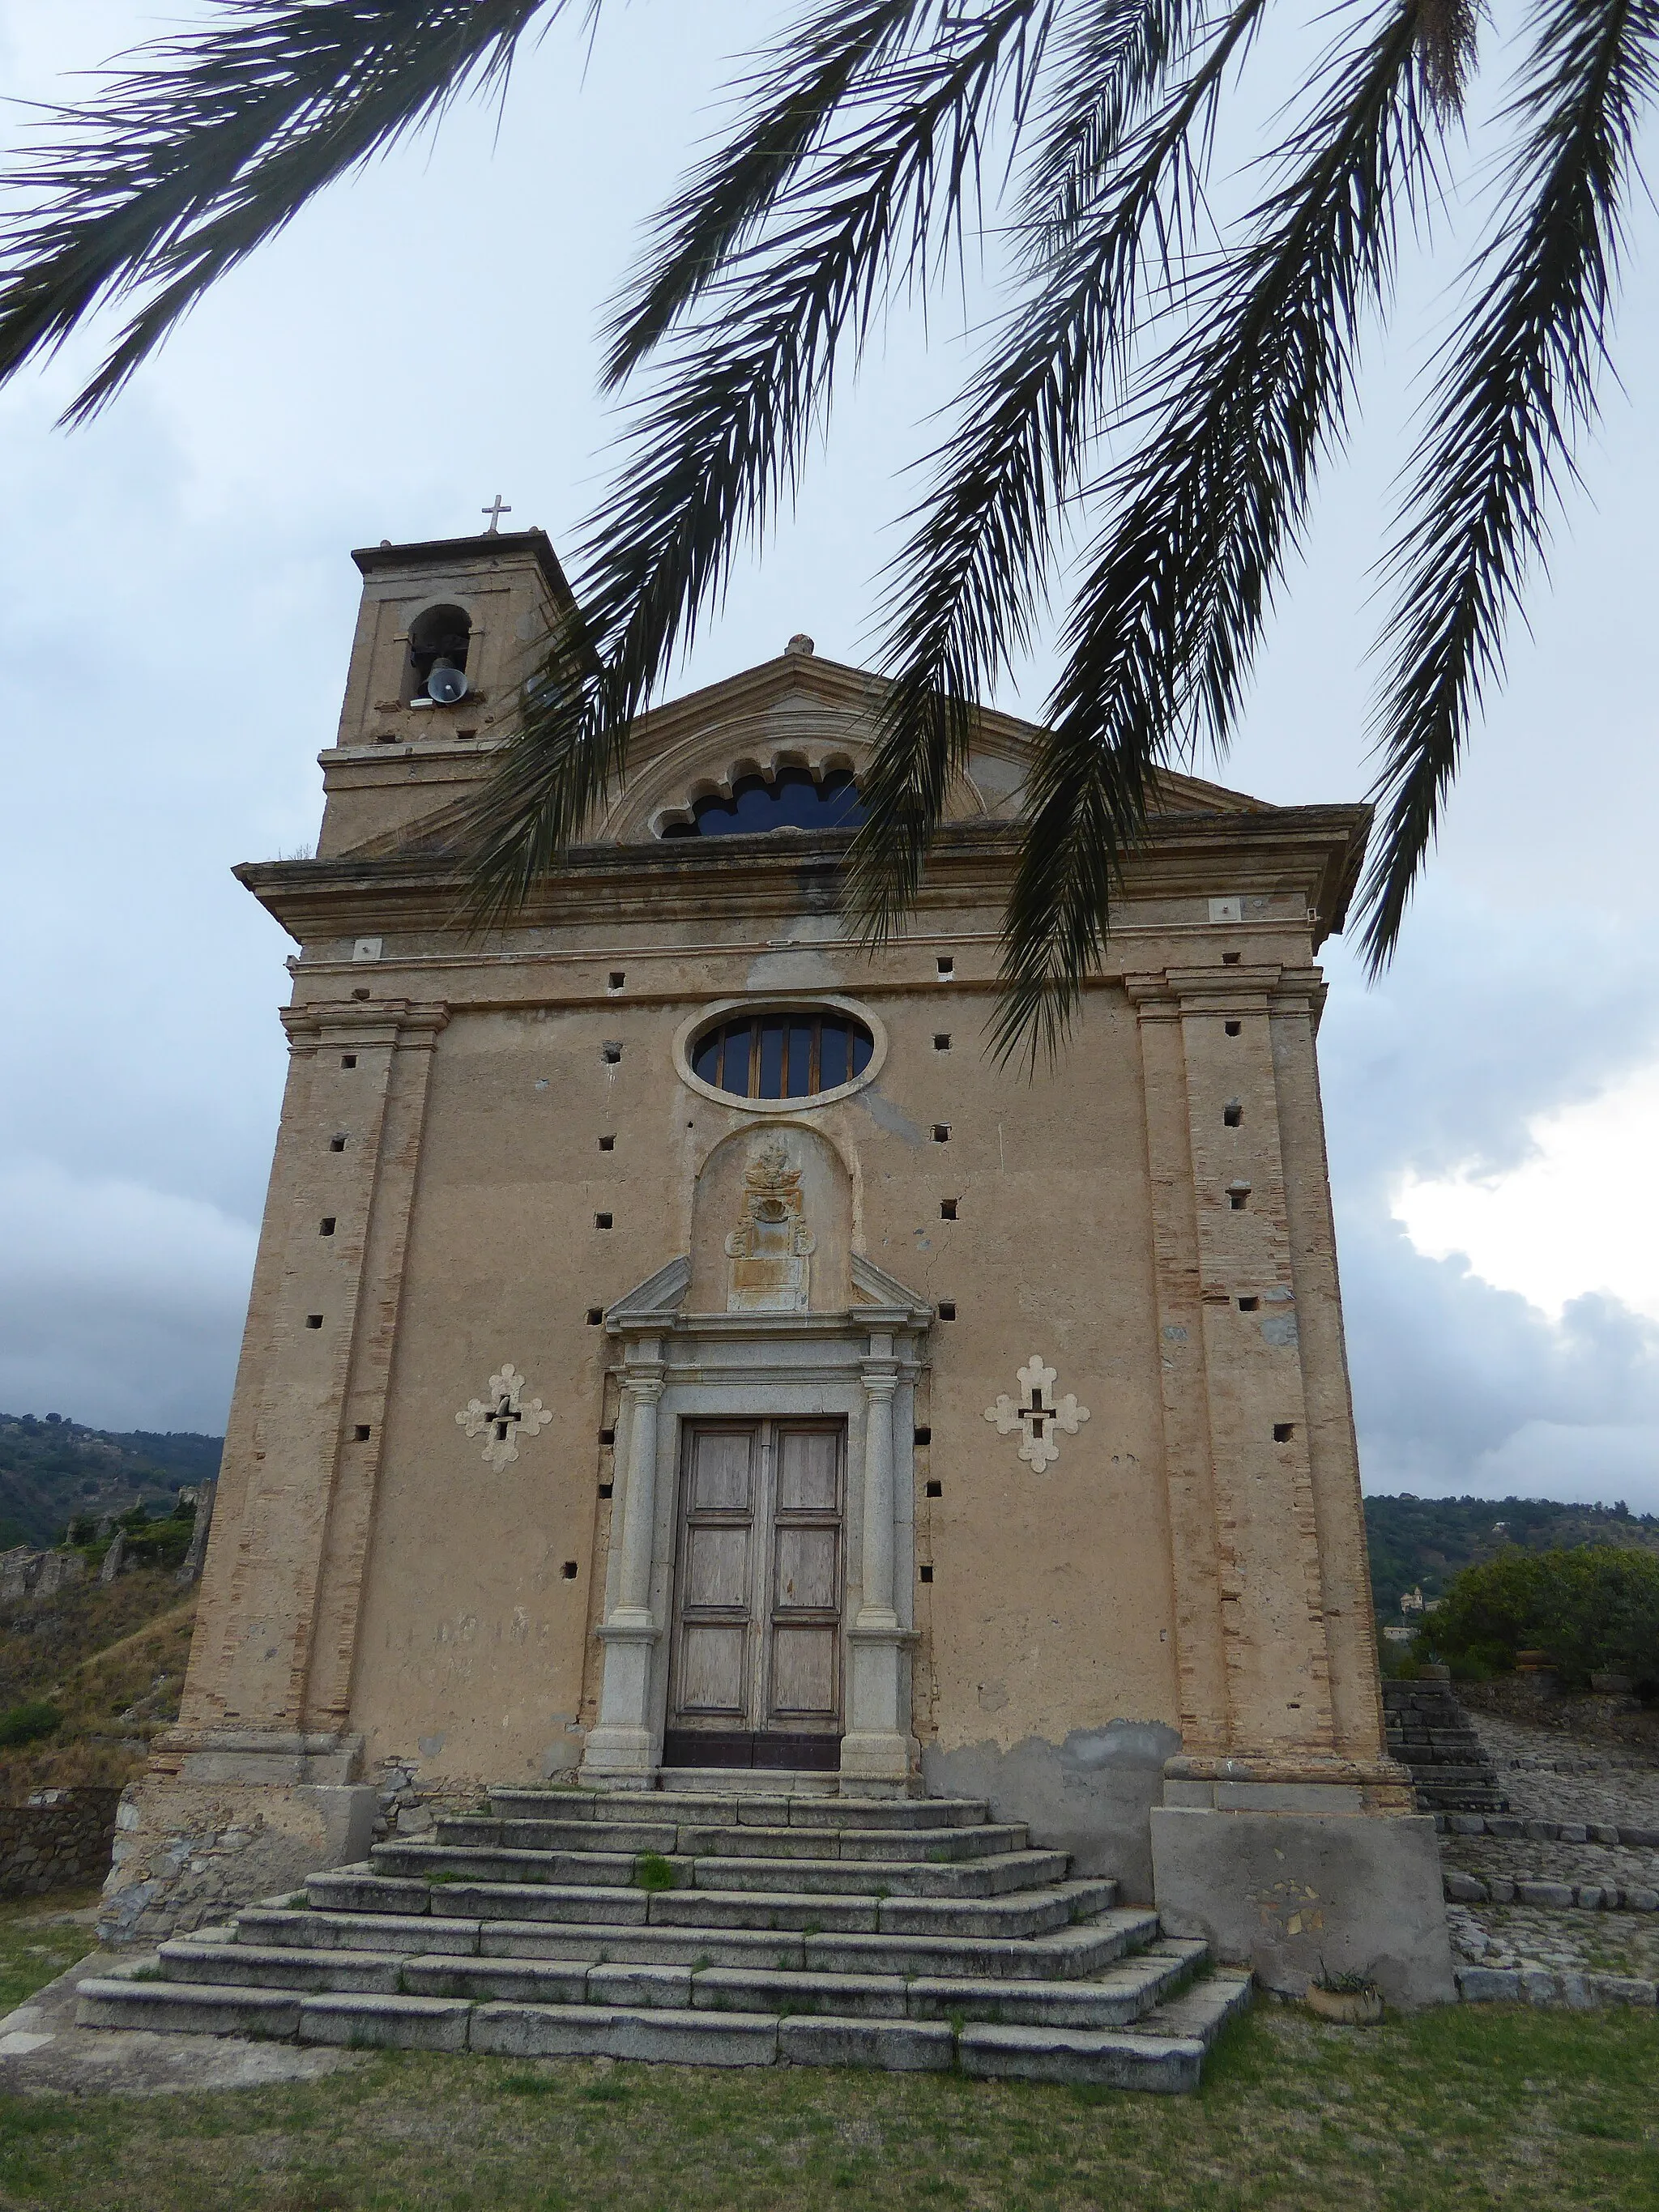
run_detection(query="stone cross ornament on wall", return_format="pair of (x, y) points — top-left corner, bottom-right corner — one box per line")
(984, 1355), (1090, 1472)
(456, 1362), (552, 1473)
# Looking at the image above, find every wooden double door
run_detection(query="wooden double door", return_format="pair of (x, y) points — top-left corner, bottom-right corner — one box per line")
(664, 1418), (845, 1770)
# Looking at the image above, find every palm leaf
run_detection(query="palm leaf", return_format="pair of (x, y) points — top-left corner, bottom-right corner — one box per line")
(1359, 0), (1659, 971)
(992, 0), (1434, 1063)
(462, 0), (1064, 919)
(0, 0), (572, 424)
(847, 0), (1270, 939)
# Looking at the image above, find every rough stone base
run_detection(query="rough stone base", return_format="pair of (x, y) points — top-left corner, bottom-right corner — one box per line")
(98, 1777), (377, 1946)
(1151, 1805), (1456, 2008)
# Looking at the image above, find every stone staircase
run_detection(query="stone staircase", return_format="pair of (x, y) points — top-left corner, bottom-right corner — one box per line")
(1384, 1680), (1508, 1814)
(78, 1780), (1249, 2091)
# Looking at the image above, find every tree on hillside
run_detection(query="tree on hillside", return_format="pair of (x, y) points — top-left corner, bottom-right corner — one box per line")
(3, 0), (1653, 1055)
(1419, 1545), (1659, 1689)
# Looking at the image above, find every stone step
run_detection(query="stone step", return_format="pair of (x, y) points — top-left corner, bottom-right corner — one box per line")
(164, 1937), (1199, 2027)
(230, 1899), (1154, 1982)
(1120, 1968), (1254, 2048)
(488, 1788), (988, 1829)
(957, 2021), (1205, 2092)
(370, 1842), (1063, 1899)
(439, 1816), (1026, 1864)
(161, 1940), (404, 1993)
(305, 1865), (1115, 1939)
(76, 1977), (1215, 2090)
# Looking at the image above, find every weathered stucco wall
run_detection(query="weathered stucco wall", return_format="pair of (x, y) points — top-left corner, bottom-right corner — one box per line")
(146, 532), (1418, 1965)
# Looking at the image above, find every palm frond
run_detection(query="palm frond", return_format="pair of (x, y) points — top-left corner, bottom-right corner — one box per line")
(463, 0), (1064, 920)
(1015, 0), (1219, 263)
(1358, 0), (1659, 971)
(600, 0), (931, 389)
(0, 0), (569, 423)
(992, 0), (1434, 1064)
(847, 0), (1270, 939)
(1413, 0), (1482, 121)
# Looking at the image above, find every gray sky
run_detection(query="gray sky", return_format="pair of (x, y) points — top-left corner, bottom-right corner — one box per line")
(2, 2), (1657, 1509)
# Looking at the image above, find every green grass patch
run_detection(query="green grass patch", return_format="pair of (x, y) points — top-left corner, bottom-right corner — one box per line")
(0, 1700), (62, 1748)
(0, 1890), (100, 2016)
(0, 1997), (1646, 2206)
(633, 1852), (676, 1893)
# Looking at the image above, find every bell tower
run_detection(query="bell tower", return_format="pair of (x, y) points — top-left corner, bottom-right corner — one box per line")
(317, 527), (577, 861)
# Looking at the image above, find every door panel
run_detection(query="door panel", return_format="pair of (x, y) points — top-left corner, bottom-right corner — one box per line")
(676, 1626), (748, 1715)
(775, 1426), (840, 1512)
(687, 1429), (754, 1511)
(774, 1525), (839, 1612)
(770, 1626), (838, 1719)
(667, 1416), (845, 1764)
(681, 1526), (750, 1611)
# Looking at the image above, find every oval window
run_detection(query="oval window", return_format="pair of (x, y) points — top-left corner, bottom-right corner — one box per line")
(690, 1010), (874, 1102)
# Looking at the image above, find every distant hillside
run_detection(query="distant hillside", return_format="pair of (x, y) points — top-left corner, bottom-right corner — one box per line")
(0, 1413), (222, 1551)
(1364, 1493), (1659, 1623)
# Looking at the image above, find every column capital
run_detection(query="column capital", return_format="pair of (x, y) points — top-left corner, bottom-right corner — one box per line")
(280, 999), (450, 1052)
(1122, 966), (1286, 1019)
(622, 1371), (665, 1406)
(859, 1364), (899, 1400)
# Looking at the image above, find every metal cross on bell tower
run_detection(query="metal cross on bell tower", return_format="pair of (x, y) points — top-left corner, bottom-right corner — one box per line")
(480, 493), (512, 535)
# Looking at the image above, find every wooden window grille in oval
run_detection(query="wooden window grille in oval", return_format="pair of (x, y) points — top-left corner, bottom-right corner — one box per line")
(690, 1011), (874, 1102)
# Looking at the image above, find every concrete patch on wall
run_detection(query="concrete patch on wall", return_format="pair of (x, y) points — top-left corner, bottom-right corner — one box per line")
(855, 1089), (928, 1146)
(1151, 1805), (1456, 2007)
(923, 1720), (1182, 1902)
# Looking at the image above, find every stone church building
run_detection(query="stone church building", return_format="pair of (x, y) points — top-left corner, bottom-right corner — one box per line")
(100, 526), (1452, 2011)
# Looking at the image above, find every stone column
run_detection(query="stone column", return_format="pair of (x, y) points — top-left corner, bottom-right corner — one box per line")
(840, 1336), (914, 1790)
(581, 1348), (667, 1780)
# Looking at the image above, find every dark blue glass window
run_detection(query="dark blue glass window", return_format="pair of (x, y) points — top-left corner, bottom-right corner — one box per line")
(660, 767), (865, 837)
(690, 1011), (874, 1100)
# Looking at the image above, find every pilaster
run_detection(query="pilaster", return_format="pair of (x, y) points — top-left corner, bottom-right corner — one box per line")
(580, 1345), (667, 1779)
(178, 998), (447, 1747)
(1126, 965), (1358, 1767)
(840, 1335), (916, 1788)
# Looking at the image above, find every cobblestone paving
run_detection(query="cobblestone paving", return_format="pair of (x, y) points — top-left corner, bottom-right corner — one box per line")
(1448, 1902), (1659, 1981)
(1441, 1707), (1659, 1994)
(1473, 1710), (1659, 1829)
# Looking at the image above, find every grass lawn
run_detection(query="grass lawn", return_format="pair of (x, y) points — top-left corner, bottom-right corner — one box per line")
(0, 1890), (100, 2018)
(0, 1953), (1655, 2212)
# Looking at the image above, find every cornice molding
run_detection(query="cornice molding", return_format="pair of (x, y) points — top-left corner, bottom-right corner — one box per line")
(239, 803), (1371, 949)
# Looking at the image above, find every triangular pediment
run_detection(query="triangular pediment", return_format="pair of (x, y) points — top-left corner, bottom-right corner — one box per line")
(331, 648), (1269, 864)
(593, 648), (1269, 844)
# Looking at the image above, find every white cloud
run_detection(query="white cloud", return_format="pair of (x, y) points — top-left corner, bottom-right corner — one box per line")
(1392, 1063), (1659, 1322)
(0, 1161), (256, 1431)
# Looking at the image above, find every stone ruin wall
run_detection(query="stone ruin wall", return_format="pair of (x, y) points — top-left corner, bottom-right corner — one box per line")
(0, 1786), (119, 1899)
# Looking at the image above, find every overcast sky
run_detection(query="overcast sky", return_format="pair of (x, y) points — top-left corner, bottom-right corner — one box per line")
(2, 2), (1657, 1513)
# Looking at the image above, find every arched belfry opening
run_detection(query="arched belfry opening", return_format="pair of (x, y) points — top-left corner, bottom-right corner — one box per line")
(404, 603), (472, 703)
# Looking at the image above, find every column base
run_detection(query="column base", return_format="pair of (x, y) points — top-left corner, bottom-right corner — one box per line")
(837, 1731), (916, 1792)
(580, 1615), (661, 1785)
(578, 1727), (658, 1783)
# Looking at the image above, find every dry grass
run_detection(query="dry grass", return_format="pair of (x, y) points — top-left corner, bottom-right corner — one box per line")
(0, 1996), (1653, 2210)
(0, 1571), (196, 1797)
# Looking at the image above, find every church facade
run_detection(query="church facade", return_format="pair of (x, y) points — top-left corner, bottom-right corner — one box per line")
(102, 527), (1452, 2004)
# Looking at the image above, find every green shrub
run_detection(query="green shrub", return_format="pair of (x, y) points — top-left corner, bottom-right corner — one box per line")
(0, 1700), (62, 1747)
(1417, 1546), (1659, 1690)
